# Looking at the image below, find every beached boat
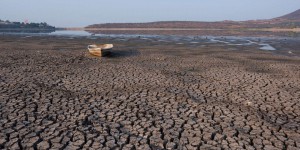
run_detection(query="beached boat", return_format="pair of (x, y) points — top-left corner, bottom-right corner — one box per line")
(87, 44), (113, 57)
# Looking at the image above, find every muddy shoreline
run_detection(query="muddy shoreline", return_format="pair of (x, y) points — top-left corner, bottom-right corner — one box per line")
(0, 35), (300, 149)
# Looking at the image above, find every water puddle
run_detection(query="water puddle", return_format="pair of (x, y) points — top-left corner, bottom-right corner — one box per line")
(22, 36), (33, 38)
(259, 44), (276, 51)
(190, 42), (199, 44)
(209, 39), (230, 44)
(158, 40), (170, 42)
(227, 43), (244, 46)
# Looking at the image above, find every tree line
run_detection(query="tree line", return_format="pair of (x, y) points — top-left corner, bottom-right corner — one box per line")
(0, 19), (55, 29)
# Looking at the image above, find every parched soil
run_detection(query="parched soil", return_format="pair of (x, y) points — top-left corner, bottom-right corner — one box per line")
(0, 35), (300, 149)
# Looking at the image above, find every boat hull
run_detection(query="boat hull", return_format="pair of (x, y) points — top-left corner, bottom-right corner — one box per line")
(89, 49), (111, 57)
(88, 44), (113, 57)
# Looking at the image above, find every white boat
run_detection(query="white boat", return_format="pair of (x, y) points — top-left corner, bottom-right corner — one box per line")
(88, 44), (113, 57)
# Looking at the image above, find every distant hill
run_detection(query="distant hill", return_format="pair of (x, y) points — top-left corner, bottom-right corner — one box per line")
(0, 19), (55, 29)
(87, 21), (244, 29)
(276, 9), (300, 20)
(86, 9), (300, 29)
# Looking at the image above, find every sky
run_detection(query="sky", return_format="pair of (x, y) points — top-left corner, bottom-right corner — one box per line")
(0, 0), (300, 27)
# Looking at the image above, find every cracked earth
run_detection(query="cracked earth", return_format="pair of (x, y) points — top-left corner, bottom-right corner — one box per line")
(0, 36), (300, 149)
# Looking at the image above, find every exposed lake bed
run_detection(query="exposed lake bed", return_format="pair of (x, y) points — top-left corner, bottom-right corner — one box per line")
(0, 33), (300, 149)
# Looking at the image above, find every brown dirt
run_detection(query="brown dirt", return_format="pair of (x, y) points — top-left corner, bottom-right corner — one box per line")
(0, 35), (300, 149)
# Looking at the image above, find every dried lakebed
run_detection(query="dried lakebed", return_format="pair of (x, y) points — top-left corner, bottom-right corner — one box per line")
(0, 35), (300, 149)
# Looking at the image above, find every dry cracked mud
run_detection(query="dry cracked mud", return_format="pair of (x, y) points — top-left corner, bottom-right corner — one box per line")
(0, 35), (300, 150)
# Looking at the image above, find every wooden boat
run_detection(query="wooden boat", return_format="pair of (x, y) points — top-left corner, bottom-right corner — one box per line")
(87, 44), (113, 57)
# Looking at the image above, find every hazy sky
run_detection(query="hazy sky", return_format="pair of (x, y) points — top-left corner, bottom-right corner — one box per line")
(0, 0), (299, 27)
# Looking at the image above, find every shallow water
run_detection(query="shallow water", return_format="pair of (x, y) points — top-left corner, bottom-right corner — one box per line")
(50, 30), (91, 36)
(2, 30), (299, 52)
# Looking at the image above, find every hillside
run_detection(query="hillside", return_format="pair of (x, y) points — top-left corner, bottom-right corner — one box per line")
(87, 21), (243, 29)
(277, 9), (300, 20)
(86, 9), (300, 29)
